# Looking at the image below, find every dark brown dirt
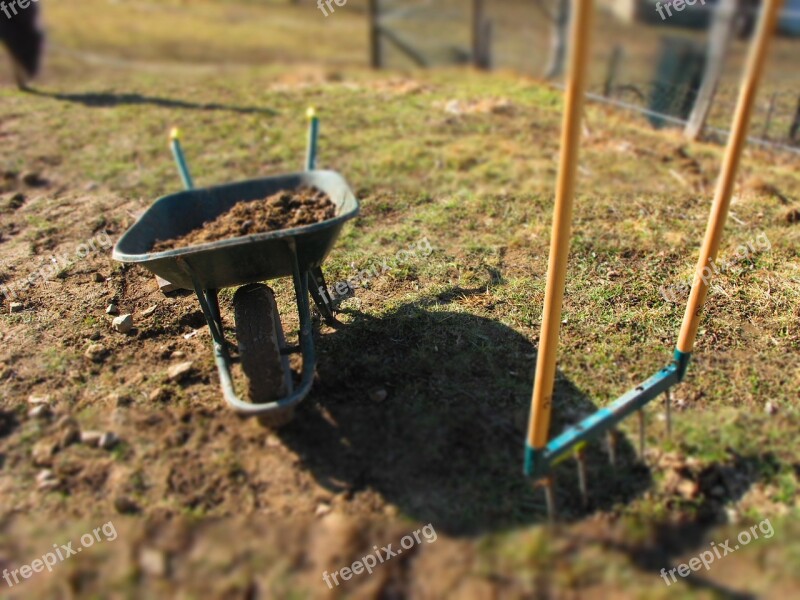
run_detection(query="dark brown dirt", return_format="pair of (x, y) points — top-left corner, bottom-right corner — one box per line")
(153, 186), (336, 251)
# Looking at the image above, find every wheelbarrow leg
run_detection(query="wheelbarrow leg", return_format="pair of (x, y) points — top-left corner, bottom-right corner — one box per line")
(309, 266), (338, 326)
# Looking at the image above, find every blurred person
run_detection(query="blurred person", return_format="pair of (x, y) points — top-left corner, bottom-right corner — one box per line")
(0, 0), (45, 89)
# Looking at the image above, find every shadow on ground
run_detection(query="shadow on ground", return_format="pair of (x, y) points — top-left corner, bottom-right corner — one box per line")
(277, 289), (652, 536)
(25, 88), (277, 115)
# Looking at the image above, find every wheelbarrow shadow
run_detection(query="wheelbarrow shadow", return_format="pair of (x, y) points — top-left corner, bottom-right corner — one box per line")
(277, 290), (652, 536)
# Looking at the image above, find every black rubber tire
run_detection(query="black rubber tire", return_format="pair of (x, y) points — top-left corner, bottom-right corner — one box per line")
(233, 284), (295, 428)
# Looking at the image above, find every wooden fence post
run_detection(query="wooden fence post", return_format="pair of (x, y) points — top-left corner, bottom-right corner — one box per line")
(684, 0), (739, 140)
(368, 0), (383, 69)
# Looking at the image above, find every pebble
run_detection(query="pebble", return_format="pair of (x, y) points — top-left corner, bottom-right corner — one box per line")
(85, 343), (107, 362)
(112, 314), (133, 334)
(170, 351), (185, 359)
(32, 439), (59, 467)
(9, 302), (23, 313)
(149, 387), (169, 402)
(99, 431), (119, 450)
(112, 393), (133, 408)
(28, 404), (51, 420)
(106, 303), (119, 315)
(36, 469), (60, 492)
(114, 496), (140, 515)
(167, 361), (194, 383)
(56, 417), (80, 448)
(676, 478), (700, 500)
(27, 394), (51, 405)
(20, 171), (44, 187)
(80, 430), (104, 447)
(139, 547), (168, 578)
(369, 388), (388, 403)
(315, 503), (332, 517)
(4, 192), (24, 210)
(141, 305), (157, 317)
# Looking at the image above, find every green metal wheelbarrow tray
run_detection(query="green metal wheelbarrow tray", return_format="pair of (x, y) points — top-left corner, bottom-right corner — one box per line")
(112, 170), (359, 422)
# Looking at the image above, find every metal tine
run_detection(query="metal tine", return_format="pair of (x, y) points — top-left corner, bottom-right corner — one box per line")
(638, 409), (646, 460)
(664, 389), (673, 440)
(542, 477), (557, 523)
(576, 448), (589, 509)
(606, 429), (618, 467)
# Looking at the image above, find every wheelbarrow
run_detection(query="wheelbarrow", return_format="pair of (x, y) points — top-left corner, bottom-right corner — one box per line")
(112, 170), (359, 425)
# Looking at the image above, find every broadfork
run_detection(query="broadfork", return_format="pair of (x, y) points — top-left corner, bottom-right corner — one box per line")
(524, 0), (785, 517)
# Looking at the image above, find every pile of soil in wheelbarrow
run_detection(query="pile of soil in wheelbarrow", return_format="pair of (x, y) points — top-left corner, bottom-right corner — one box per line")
(153, 186), (336, 250)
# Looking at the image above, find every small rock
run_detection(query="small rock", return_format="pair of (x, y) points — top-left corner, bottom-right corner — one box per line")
(28, 404), (51, 420)
(149, 387), (169, 403)
(677, 478), (700, 500)
(80, 430), (103, 447)
(139, 547), (168, 578)
(36, 469), (60, 492)
(32, 439), (59, 467)
(114, 496), (140, 515)
(141, 305), (157, 317)
(20, 171), (45, 187)
(27, 394), (50, 406)
(167, 361), (194, 383)
(157, 276), (180, 295)
(266, 434), (281, 448)
(99, 431), (119, 450)
(84, 343), (107, 362)
(4, 192), (24, 210)
(369, 388), (388, 403)
(93, 272), (106, 283)
(112, 314), (133, 334)
(9, 302), (23, 313)
(106, 303), (119, 315)
(765, 401), (778, 416)
(315, 503), (332, 517)
(170, 351), (185, 359)
(56, 417), (80, 448)
(36, 469), (55, 484)
(113, 393), (133, 408)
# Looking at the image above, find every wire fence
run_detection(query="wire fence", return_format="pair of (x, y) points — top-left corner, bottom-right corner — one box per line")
(373, 0), (800, 152)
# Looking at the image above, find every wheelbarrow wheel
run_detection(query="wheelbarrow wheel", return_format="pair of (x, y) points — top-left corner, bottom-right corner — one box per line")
(233, 284), (295, 428)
